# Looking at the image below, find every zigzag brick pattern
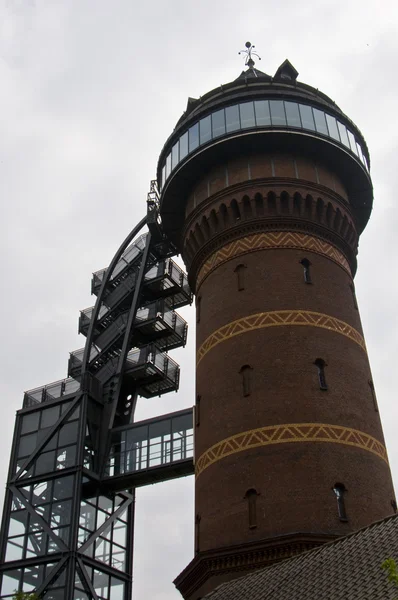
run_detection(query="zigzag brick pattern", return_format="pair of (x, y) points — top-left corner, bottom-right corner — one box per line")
(196, 231), (351, 288)
(195, 423), (388, 477)
(197, 310), (366, 365)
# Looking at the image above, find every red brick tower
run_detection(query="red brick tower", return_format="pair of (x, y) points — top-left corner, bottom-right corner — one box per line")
(157, 56), (395, 600)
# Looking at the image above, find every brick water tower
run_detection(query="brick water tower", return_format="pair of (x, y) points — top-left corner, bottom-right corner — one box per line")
(156, 47), (395, 599)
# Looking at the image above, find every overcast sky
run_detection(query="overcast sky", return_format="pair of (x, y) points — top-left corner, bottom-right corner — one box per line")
(0, 1), (398, 599)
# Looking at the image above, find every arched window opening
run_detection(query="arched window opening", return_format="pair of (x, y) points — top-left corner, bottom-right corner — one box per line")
(244, 488), (259, 529)
(239, 365), (253, 397)
(280, 191), (289, 214)
(300, 258), (312, 284)
(195, 395), (201, 427)
(231, 199), (241, 221)
(196, 296), (202, 324)
(234, 263), (247, 291)
(255, 193), (264, 216)
(243, 196), (252, 219)
(314, 358), (328, 390)
(350, 283), (358, 310)
(333, 483), (348, 521)
(293, 192), (302, 216)
(368, 380), (378, 412)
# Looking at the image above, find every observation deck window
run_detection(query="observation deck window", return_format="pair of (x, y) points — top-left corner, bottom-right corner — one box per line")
(166, 152), (172, 178)
(189, 122), (199, 152)
(285, 101), (302, 128)
(180, 130), (188, 160)
(172, 141), (179, 170)
(254, 100), (271, 126)
(160, 98), (369, 189)
(212, 109), (226, 138)
(347, 130), (358, 155)
(270, 100), (286, 126)
(199, 115), (212, 145)
(226, 104), (240, 132)
(337, 121), (350, 148)
(239, 101), (256, 128)
(299, 104), (316, 131)
(313, 108), (329, 135)
(325, 114), (340, 142)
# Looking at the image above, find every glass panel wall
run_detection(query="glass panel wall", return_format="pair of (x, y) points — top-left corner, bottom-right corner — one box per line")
(160, 98), (369, 188)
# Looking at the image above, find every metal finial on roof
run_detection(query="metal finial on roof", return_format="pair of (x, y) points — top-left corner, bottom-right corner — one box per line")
(238, 41), (261, 74)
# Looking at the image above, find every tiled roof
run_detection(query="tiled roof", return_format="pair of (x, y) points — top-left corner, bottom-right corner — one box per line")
(204, 515), (398, 599)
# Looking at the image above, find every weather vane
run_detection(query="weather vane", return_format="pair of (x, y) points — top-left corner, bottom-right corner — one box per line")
(239, 41), (261, 72)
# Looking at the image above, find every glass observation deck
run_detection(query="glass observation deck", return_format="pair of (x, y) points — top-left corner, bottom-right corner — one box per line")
(102, 408), (194, 489)
(160, 98), (369, 189)
(23, 377), (81, 408)
(70, 344), (180, 396)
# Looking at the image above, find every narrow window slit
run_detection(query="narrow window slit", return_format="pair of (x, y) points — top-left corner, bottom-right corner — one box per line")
(195, 395), (201, 426)
(333, 483), (348, 521)
(196, 296), (202, 324)
(234, 264), (247, 291)
(300, 258), (312, 284)
(314, 359), (328, 390)
(350, 283), (358, 310)
(368, 380), (378, 412)
(244, 489), (259, 529)
(239, 365), (253, 397)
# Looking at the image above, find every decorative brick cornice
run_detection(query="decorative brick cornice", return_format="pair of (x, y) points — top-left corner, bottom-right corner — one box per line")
(196, 231), (351, 290)
(197, 310), (365, 365)
(195, 422), (388, 478)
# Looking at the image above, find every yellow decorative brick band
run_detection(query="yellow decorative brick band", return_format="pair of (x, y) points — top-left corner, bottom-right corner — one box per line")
(197, 310), (365, 365)
(196, 231), (351, 289)
(196, 423), (388, 477)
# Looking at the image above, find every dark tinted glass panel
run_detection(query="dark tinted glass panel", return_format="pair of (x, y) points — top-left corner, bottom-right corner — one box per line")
(285, 102), (301, 127)
(172, 413), (192, 433)
(270, 100), (286, 126)
(165, 153), (172, 178)
(313, 109), (328, 135)
(225, 105), (240, 132)
(21, 412), (40, 434)
(53, 475), (74, 500)
(41, 406), (60, 429)
(35, 451), (55, 475)
(299, 104), (315, 131)
(347, 130), (358, 155)
(189, 123), (199, 152)
(59, 421), (79, 446)
(171, 142), (179, 169)
(239, 102), (255, 128)
(126, 425), (148, 446)
(18, 432), (38, 457)
(56, 446), (76, 469)
(199, 115), (212, 144)
(149, 419), (170, 439)
(337, 122), (350, 147)
(325, 114), (340, 141)
(254, 100), (271, 126)
(212, 109), (226, 138)
(179, 131), (188, 160)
